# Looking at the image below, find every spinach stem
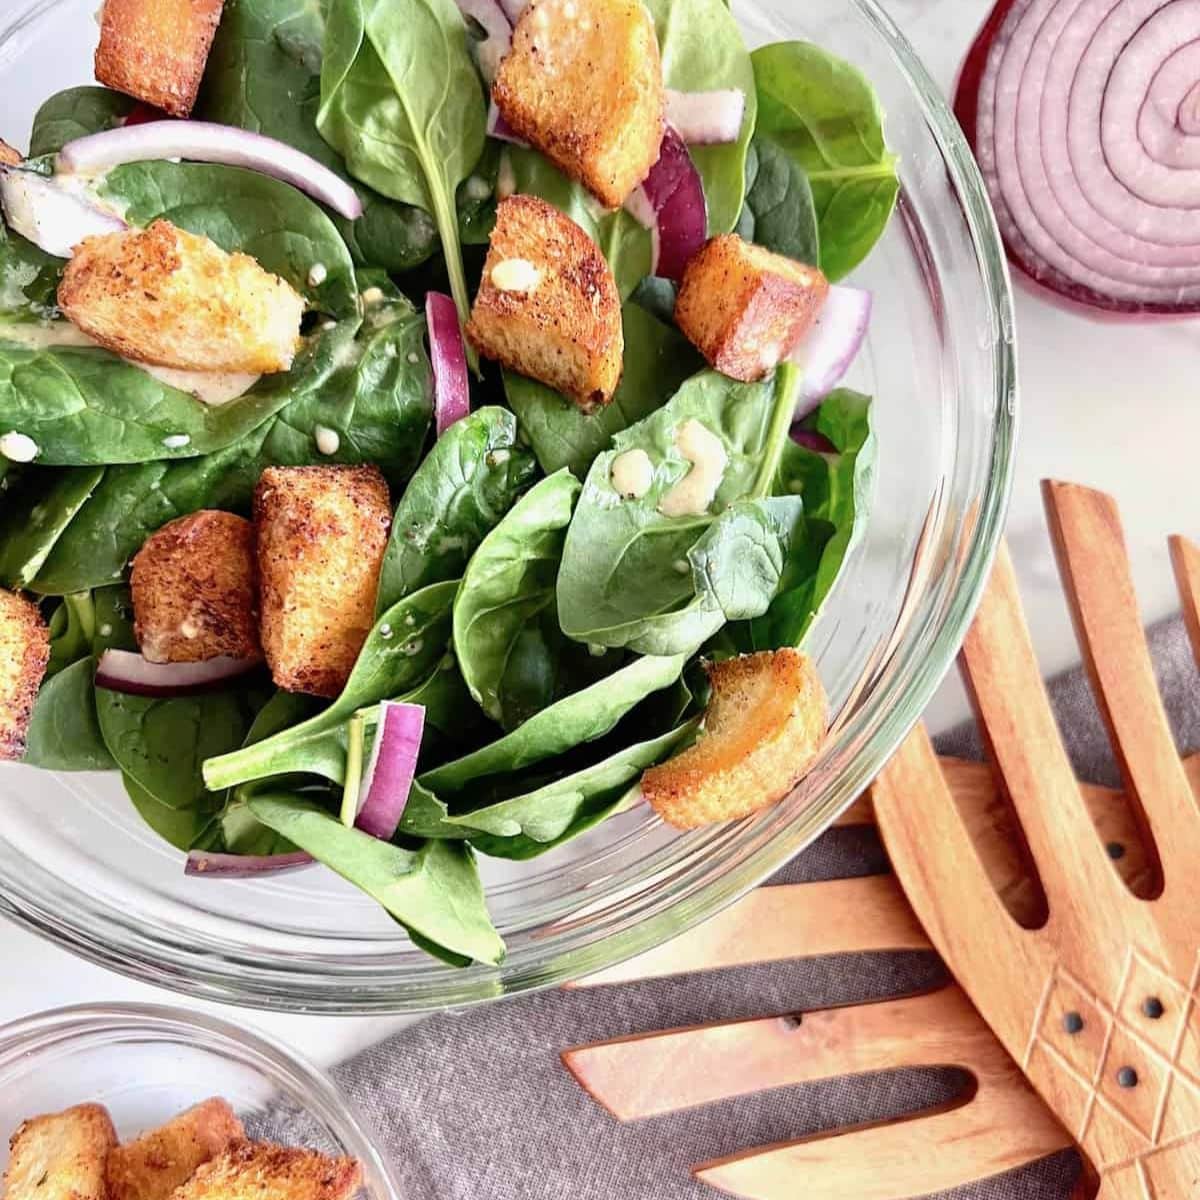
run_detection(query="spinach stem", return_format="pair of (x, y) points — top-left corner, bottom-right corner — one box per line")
(428, 174), (481, 376)
(339, 712), (367, 827)
(752, 363), (801, 499)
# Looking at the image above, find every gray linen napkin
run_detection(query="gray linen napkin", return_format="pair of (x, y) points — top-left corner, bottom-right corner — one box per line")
(326, 614), (1198, 1200)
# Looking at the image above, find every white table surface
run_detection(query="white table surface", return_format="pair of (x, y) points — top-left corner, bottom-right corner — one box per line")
(1, 0), (1197, 1063)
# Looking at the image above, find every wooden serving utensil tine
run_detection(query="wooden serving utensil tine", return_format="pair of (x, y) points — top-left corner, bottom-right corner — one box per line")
(1169, 533), (1200, 670)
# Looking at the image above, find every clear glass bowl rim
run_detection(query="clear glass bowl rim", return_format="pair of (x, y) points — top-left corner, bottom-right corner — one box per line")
(0, 0), (1017, 1012)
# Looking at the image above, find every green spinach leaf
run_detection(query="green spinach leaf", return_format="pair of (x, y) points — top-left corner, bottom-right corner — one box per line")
(735, 136), (820, 265)
(45, 591), (97, 677)
(22, 656), (115, 771)
(0, 224), (62, 320)
(125, 776), (217, 852)
(751, 41), (898, 281)
(0, 467), (104, 588)
(246, 792), (505, 965)
(29, 86), (137, 157)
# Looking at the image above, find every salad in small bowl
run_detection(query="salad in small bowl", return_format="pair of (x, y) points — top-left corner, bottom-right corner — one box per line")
(0, 0), (1013, 1005)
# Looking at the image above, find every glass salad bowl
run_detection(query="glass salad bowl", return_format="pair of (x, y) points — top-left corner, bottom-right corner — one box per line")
(0, 0), (1016, 1011)
(0, 1002), (400, 1200)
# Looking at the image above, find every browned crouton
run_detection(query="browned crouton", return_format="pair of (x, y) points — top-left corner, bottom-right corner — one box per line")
(494, 0), (663, 208)
(254, 466), (391, 698)
(173, 1142), (361, 1200)
(3, 1103), (117, 1200)
(95, 0), (224, 118)
(0, 587), (50, 762)
(0, 139), (22, 166)
(131, 512), (261, 666)
(466, 194), (622, 409)
(106, 1099), (244, 1200)
(642, 648), (828, 829)
(59, 220), (304, 374)
(675, 235), (830, 383)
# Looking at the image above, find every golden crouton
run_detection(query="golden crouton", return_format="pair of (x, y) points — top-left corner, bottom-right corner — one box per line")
(466, 194), (622, 409)
(59, 220), (304, 374)
(95, 0), (224, 118)
(173, 1142), (362, 1200)
(131, 511), (261, 666)
(0, 587), (50, 762)
(106, 1099), (244, 1200)
(493, 0), (663, 208)
(3, 1103), (117, 1200)
(675, 235), (830, 383)
(642, 648), (828, 830)
(254, 466), (391, 698)
(0, 139), (22, 166)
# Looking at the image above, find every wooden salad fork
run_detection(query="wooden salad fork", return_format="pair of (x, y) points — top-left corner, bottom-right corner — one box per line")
(874, 483), (1200, 1199)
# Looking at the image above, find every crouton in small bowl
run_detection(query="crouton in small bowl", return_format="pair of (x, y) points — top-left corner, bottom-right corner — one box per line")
(0, 1005), (399, 1200)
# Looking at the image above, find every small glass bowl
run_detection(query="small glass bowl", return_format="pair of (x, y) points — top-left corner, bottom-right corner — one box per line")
(0, 1003), (400, 1200)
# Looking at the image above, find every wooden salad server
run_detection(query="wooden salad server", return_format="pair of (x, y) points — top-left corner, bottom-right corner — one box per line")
(874, 483), (1200, 1200)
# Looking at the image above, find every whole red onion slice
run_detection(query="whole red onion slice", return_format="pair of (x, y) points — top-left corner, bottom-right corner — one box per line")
(790, 286), (872, 419)
(624, 126), (708, 281)
(455, 0), (512, 84)
(58, 122), (364, 220)
(95, 649), (259, 697)
(355, 702), (426, 841)
(0, 169), (126, 257)
(957, 0), (1200, 315)
(426, 292), (471, 435)
(185, 850), (314, 877)
(664, 89), (746, 145)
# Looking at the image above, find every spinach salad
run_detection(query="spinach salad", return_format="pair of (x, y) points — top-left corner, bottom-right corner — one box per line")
(0, 0), (894, 967)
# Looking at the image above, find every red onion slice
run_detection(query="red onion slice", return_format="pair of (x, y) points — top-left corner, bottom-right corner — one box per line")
(95, 649), (259, 697)
(790, 286), (872, 418)
(0, 169), (126, 257)
(57, 122), (364, 220)
(455, 0), (512, 85)
(958, 0), (1200, 315)
(185, 850), (314, 877)
(355, 701), (426, 840)
(497, 0), (526, 20)
(623, 126), (708, 281)
(426, 291), (471, 435)
(487, 102), (529, 147)
(789, 427), (837, 455)
(664, 89), (746, 145)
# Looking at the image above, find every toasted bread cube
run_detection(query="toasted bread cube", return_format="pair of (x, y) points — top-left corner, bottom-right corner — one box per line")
(642, 648), (828, 829)
(106, 1099), (244, 1200)
(466, 194), (622, 409)
(59, 220), (304, 374)
(255, 465), (391, 698)
(494, 0), (663, 207)
(173, 1142), (362, 1200)
(0, 587), (50, 762)
(95, 0), (224, 118)
(675, 235), (830, 383)
(0, 139), (22, 166)
(131, 511), (261, 665)
(4, 1103), (117, 1200)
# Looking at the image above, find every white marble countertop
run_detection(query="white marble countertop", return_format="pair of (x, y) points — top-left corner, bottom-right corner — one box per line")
(1, 0), (1197, 1062)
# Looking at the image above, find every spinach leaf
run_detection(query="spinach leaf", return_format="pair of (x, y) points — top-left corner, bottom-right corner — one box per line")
(751, 42), (899, 281)
(203, 579), (458, 791)
(97, 160), (358, 317)
(395, 780), (469, 839)
(246, 792), (506, 965)
(0, 225), (62, 320)
(29, 86), (137, 157)
(318, 0), (486, 341)
(45, 591), (96, 677)
(376, 406), (536, 614)
(453, 471), (579, 728)
(0, 467), (104, 587)
(505, 304), (702, 479)
(125, 776), (217, 852)
(22, 656), (115, 771)
(505, 0), (755, 298)
(735, 136), (820, 265)
(555, 366), (802, 655)
(402, 659), (495, 764)
(630, 277), (678, 328)
(420, 650), (689, 795)
(196, 0), (439, 274)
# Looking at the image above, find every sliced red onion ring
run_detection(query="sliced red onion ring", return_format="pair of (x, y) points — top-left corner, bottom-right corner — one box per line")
(455, 0), (512, 85)
(95, 649), (259, 697)
(58, 122), (364, 220)
(487, 102), (529, 147)
(624, 126), (708, 281)
(664, 89), (746, 145)
(957, 0), (1200, 315)
(355, 701), (426, 840)
(497, 0), (526, 21)
(789, 427), (837, 455)
(185, 850), (314, 877)
(790, 286), (872, 418)
(426, 292), (471, 435)
(0, 168), (126, 257)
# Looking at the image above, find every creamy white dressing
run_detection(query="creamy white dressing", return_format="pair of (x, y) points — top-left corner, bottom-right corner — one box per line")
(308, 262), (327, 287)
(161, 433), (191, 450)
(610, 448), (654, 499)
(315, 425), (341, 455)
(361, 286), (385, 306)
(491, 258), (541, 293)
(0, 431), (38, 462)
(497, 151), (517, 201)
(658, 419), (728, 518)
(464, 175), (492, 202)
